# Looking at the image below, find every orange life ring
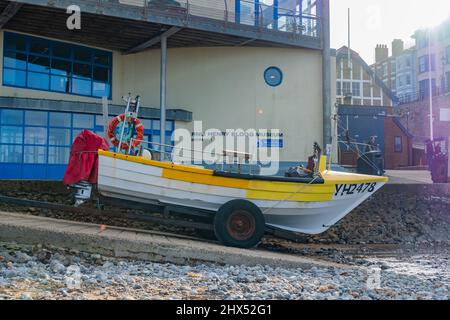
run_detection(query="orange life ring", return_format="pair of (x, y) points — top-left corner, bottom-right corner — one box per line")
(108, 114), (144, 150)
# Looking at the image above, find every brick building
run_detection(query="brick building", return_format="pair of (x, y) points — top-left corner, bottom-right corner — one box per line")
(336, 47), (412, 169)
(370, 40), (406, 95)
(396, 94), (450, 166)
(384, 113), (413, 169)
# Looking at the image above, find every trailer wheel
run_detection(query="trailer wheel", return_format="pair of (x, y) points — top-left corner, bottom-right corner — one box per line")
(214, 200), (265, 249)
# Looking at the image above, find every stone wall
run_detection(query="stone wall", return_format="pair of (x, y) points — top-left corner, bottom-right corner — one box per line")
(308, 184), (450, 245)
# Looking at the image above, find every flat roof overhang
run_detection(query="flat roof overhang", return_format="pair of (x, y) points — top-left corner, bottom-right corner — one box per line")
(1, 0), (322, 52)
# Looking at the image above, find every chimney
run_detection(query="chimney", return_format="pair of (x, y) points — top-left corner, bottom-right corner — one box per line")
(375, 44), (389, 63)
(392, 39), (404, 57)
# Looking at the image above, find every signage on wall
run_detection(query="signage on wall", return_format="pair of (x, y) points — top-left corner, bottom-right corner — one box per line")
(257, 132), (284, 149)
(257, 139), (284, 149)
(440, 108), (450, 122)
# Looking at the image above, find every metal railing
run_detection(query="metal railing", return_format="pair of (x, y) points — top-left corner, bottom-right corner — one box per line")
(109, 0), (321, 39)
(127, 137), (256, 173)
(397, 86), (450, 105)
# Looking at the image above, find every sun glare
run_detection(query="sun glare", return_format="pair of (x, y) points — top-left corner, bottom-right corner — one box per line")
(414, 0), (450, 29)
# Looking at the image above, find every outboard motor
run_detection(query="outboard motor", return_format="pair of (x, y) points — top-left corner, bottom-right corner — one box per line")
(357, 150), (384, 176)
(73, 181), (93, 207)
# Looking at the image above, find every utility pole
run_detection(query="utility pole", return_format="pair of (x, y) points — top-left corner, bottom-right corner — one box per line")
(160, 34), (167, 161)
(348, 8), (352, 71)
(322, 0), (332, 150)
(347, 8), (353, 106)
(427, 29), (435, 141)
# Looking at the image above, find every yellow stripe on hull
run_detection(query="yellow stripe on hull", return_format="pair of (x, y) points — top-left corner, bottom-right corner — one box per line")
(246, 190), (333, 202)
(162, 168), (249, 190)
(98, 150), (387, 203)
(163, 167), (334, 194)
(98, 150), (212, 175)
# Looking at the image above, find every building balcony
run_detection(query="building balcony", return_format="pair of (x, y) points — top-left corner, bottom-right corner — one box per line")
(3, 0), (323, 52)
(397, 86), (450, 105)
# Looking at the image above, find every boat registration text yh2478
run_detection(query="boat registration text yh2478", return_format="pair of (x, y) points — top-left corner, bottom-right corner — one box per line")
(335, 183), (377, 197)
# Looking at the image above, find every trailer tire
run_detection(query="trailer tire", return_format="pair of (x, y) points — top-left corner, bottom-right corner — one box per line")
(214, 200), (265, 249)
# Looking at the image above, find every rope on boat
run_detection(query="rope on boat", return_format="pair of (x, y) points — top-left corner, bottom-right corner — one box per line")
(262, 113), (383, 215)
(261, 174), (323, 215)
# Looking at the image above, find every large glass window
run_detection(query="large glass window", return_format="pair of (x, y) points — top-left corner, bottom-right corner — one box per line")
(50, 112), (71, 127)
(0, 145), (22, 163)
(1, 109), (23, 125)
(49, 128), (71, 146)
(24, 127), (47, 145)
(3, 32), (112, 98)
(73, 114), (94, 129)
(342, 82), (351, 95)
(352, 82), (361, 97)
(48, 147), (70, 164)
(24, 146), (46, 164)
(0, 108), (175, 173)
(25, 111), (48, 126)
(0, 126), (23, 144)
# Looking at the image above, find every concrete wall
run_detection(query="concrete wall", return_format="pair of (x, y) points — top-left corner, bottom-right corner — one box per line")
(121, 46), (324, 161)
(0, 30), (326, 162)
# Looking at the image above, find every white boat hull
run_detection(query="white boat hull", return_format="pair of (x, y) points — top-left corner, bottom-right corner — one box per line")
(98, 154), (386, 235)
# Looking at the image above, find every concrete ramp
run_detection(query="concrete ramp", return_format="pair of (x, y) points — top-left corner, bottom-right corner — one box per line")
(0, 211), (341, 269)
(385, 170), (433, 184)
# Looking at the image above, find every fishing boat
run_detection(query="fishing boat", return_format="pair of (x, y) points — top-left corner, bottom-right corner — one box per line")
(97, 148), (388, 248)
(68, 95), (388, 248)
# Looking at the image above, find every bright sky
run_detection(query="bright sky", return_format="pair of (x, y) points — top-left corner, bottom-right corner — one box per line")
(330, 0), (450, 64)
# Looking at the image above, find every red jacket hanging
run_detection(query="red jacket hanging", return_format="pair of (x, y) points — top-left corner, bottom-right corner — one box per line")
(63, 130), (110, 185)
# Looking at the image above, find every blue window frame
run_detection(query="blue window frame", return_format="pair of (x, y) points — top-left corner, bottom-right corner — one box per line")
(3, 32), (112, 99)
(0, 108), (175, 180)
(419, 79), (437, 98)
